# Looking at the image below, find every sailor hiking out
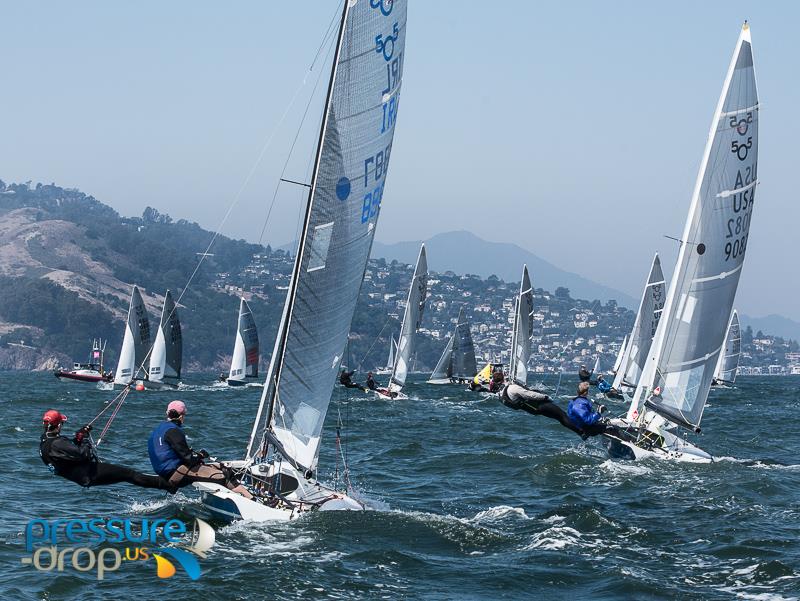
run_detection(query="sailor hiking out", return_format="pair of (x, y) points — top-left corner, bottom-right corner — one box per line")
(567, 382), (618, 439)
(500, 382), (584, 435)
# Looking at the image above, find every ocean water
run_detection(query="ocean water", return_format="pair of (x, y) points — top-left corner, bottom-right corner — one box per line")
(1, 372), (798, 600)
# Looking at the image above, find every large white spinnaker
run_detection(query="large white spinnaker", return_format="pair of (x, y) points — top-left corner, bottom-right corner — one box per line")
(389, 245), (428, 392)
(714, 310), (741, 384)
(114, 285), (151, 385)
(509, 265), (533, 385)
(629, 24), (758, 434)
(228, 298), (259, 384)
(612, 254), (665, 393)
(149, 290), (182, 385)
(245, 0), (409, 473)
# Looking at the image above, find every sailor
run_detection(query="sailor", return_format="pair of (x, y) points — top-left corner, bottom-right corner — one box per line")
(366, 372), (378, 391)
(597, 374), (612, 394)
(339, 369), (362, 389)
(488, 370), (505, 393)
(148, 401), (253, 499)
(567, 382), (614, 438)
(40, 410), (176, 492)
(578, 365), (592, 382)
(500, 382), (584, 435)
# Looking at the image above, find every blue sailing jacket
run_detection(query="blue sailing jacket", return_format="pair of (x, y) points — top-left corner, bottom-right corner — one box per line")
(567, 396), (601, 427)
(598, 379), (612, 393)
(148, 421), (182, 477)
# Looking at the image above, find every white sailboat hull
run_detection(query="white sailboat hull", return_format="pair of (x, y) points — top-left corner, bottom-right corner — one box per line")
(602, 418), (713, 463)
(426, 378), (452, 385)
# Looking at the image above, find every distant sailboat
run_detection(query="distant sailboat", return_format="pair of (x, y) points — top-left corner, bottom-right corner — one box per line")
(610, 254), (666, 394)
(225, 298), (259, 387)
(376, 245), (428, 399)
(113, 285), (151, 386)
(712, 310), (741, 386)
(611, 335), (628, 376)
(375, 337), (396, 375)
(428, 307), (477, 384)
(196, 0), (408, 521)
(54, 339), (112, 383)
(606, 24), (759, 462)
(147, 290), (182, 388)
(509, 265), (533, 385)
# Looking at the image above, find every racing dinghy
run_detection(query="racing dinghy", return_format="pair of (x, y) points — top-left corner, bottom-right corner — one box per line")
(54, 339), (112, 383)
(712, 310), (741, 387)
(146, 290), (182, 389)
(427, 307), (477, 384)
(374, 337), (396, 376)
(196, 0), (408, 522)
(224, 298), (259, 386)
(603, 23), (759, 463)
(113, 285), (151, 387)
(375, 245), (428, 400)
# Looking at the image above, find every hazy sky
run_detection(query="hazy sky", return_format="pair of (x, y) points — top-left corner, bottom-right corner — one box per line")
(1, 1), (797, 318)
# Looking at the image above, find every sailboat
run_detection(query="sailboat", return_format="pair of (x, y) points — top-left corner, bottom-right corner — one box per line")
(611, 335), (628, 377)
(375, 245), (428, 399)
(195, 0), (408, 521)
(113, 285), (151, 386)
(375, 337), (396, 375)
(225, 298), (260, 386)
(609, 254), (666, 395)
(712, 310), (741, 387)
(427, 307), (478, 384)
(509, 265), (533, 385)
(147, 290), (182, 389)
(54, 339), (112, 383)
(605, 23), (758, 463)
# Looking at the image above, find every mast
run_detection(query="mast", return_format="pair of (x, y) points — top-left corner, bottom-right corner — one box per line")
(247, 1), (350, 459)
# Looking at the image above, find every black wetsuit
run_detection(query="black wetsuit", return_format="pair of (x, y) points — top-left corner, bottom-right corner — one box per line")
(578, 368), (592, 383)
(40, 432), (171, 490)
(340, 370), (362, 389)
(366, 375), (378, 391)
(501, 383), (584, 436)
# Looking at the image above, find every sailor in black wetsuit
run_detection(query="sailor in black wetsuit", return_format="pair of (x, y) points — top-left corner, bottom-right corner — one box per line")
(339, 369), (362, 390)
(500, 382), (584, 436)
(578, 365), (592, 383)
(148, 401), (253, 499)
(366, 372), (378, 391)
(39, 409), (175, 492)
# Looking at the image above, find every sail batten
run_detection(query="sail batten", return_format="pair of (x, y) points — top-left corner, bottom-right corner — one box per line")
(247, 0), (408, 469)
(632, 25), (758, 431)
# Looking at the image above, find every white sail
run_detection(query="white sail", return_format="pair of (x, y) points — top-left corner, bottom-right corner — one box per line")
(149, 290), (182, 384)
(390, 245), (428, 391)
(591, 356), (600, 376)
(612, 254), (665, 391)
(631, 24), (758, 431)
(509, 265), (533, 385)
(612, 335), (628, 375)
(114, 285), (150, 385)
(428, 335), (454, 383)
(386, 337), (396, 369)
(229, 298), (259, 383)
(714, 310), (741, 384)
(246, 0), (408, 471)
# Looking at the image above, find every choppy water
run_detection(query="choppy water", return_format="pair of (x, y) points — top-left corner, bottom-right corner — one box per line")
(1, 373), (798, 600)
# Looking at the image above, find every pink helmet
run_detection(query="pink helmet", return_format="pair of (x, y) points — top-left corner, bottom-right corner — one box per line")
(166, 400), (186, 416)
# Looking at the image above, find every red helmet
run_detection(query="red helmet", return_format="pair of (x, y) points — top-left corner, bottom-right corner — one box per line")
(43, 410), (68, 426)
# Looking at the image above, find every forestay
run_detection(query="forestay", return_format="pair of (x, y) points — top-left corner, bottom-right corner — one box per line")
(714, 310), (741, 384)
(390, 245), (428, 390)
(229, 298), (259, 382)
(509, 265), (533, 385)
(247, 0), (408, 470)
(114, 285), (151, 385)
(150, 289), (182, 382)
(613, 254), (665, 391)
(634, 24), (758, 431)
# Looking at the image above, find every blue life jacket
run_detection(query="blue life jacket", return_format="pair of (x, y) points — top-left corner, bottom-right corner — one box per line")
(598, 379), (612, 393)
(567, 396), (601, 428)
(148, 421), (182, 477)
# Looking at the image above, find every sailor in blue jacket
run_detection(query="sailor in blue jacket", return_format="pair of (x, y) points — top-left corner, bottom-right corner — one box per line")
(568, 382), (612, 438)
(597, 374), (612, 394)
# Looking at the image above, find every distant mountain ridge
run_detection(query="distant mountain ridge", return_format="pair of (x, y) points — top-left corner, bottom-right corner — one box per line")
(371, 231), (638, 308)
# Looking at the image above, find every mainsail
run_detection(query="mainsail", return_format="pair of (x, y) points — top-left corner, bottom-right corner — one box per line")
(452, 307), (477, 379)
(149, 289), (182, 383)
(429, 335), (454, 381)
(613, 254), (665, 391)
(113, 285), (151, 385)
(632, 24), (758, 431)
(509, 265), (533, 385)
(714, 310), (741, 384)
(229, 298), (259, 383)
(247, 0), (408, 471)
(389, 245), (428, 391)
